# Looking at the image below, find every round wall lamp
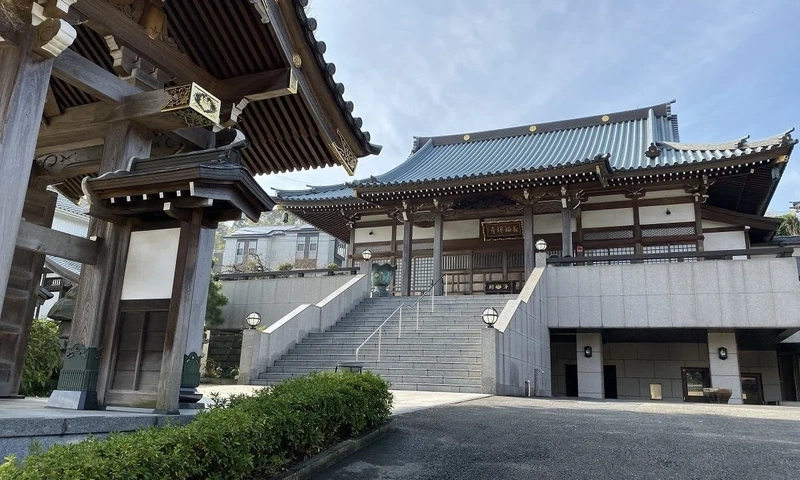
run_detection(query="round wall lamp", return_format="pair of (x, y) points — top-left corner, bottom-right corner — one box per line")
(718, 347), (728, 360)
(535, 239), (548, 251)
(482, 307), (499, 328)
(361, 249), (372, 261)
(583, 346), (593, 358)
(245, 311), (262, 329)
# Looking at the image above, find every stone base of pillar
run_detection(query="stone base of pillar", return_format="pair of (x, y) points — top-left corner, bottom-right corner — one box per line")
(577, 333), (604, 399)
(47, 344), (101, 410)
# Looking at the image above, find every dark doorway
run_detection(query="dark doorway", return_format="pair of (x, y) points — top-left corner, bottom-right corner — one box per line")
(565, 364), (578, 397)
(681, 367), (711, 402)
(778, 354), (798, 402)
(741, 373), (764, 405)
(604, 365), (618, 399)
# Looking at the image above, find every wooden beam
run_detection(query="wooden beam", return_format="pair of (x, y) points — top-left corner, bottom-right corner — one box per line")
(34, 145), (104, 181)
(218, 68), (298, 102)
(402, 218), (413, 296)
(433, 211), (443, 295)
(15, 220), (100, 265)
(73, 0), (220, 90)
(36, 85), (219, 154)
(52, 48), (140, 103)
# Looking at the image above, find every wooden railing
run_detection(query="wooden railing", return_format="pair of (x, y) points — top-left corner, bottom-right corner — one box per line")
(545, 247), (794, 266)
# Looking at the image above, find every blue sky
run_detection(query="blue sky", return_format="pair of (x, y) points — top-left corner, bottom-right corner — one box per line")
(258, 0), (799, 213)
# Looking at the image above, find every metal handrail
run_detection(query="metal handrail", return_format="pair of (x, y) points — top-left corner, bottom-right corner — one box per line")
(353, 274), (448, 362)
(355, 303), (407, 361)
(407, 274), (446, 331)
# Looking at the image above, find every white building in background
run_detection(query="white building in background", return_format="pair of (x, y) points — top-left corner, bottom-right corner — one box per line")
(38, 193), (90, 318)
(220, 224), (347, 272)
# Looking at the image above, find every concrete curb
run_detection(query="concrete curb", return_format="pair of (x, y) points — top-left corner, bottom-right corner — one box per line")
(272, 420), (398, 480)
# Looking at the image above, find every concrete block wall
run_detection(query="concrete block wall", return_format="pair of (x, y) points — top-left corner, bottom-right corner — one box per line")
(238, 275), (368, 384)
(603, 342), (709, 401)
(219, 275), (355, 330)
(546, 258), (800, 329)
(739, 350), (782, 403)
(485, 264), (552, 397)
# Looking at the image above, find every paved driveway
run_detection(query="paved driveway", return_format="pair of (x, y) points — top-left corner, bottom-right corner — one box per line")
(318, 397), (800, 480)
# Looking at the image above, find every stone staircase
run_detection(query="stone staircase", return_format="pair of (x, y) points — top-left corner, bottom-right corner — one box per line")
(253, 295), (514, 393)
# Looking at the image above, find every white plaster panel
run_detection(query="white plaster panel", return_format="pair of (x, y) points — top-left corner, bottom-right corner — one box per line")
(644, 190), (691, 199)
(702, 220), (737, 229)
(532, 213), (564, 234)
(703, 232), (747, 252)
(360, 214), (388, 222)
(639, 203), (694, 225)
(584, 193), (629, 204)
(355, 226), (392, 243)
(443, 219), (479, 240)
(121, 228), (180, 300)
(582, 208), (633, 229)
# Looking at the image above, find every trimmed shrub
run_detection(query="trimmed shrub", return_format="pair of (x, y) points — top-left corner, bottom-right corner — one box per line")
(0, 372), (393, 480)
(277, 261), (294, 271)
(19, 319), (61, 397)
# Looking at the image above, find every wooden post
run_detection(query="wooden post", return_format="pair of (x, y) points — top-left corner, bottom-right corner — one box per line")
(561, 204), (573, 257)
(180, 227), (215, 399)
(49, 121), (151, 410)
(633, 197), (643, 255)
(694, 199), (704, 253)
(0, 29), (55, 326)
(523, 205), (534, 276)
(348, 225), (356, 267)
(402, 218), (413, 296)
(433, 211), (443, 296)
(157, 211), (204, 413)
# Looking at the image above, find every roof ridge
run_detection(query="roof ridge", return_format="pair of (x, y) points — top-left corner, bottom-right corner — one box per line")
(410, 101), (674, 149)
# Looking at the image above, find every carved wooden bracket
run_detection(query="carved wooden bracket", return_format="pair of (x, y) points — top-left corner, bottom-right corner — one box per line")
(31, 0), (77, 58)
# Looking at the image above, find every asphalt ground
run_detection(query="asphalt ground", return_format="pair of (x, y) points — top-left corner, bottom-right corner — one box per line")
(316, 396), (800, 480)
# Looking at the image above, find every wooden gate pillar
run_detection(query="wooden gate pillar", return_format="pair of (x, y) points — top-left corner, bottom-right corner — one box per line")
(432, 211), (443, 296)
(0, 12), (75, 395)
(48, 122), (152, 410)
(402, 218), (413, 296)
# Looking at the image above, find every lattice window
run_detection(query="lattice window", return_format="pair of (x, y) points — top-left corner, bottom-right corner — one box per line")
(643, 243), (697, 263)
(583, 229), (634, 241)
(354, 244), (391, 255)
(584, 246), (635, 265)
(472, 252), (503, 269)
(411, 256), (433, 291)
(507, 251), (524, 268)
(396, 241), (434, 253)
(641, 225), (696, 238)
(443, 254), (470, 271)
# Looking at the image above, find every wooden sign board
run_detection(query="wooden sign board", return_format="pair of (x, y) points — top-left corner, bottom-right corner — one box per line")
(482, 219), (523, 241)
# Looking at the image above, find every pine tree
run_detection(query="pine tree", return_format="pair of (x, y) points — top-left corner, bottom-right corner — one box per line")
(205, 268), (228, 327)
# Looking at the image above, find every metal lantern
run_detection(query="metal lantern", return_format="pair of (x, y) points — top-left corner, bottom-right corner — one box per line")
(245, 311), (262, 329)
(362, 249), (373, 261)
(481, 307), (499, 328)
(584, 346), (593, 358)
(718, 347), (728, 360)
(535, 239), (548, 251)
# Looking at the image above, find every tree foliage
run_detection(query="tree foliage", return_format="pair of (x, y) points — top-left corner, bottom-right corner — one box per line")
(20, 319), (61, 397)
(205, 278), (228, 327)
(776, 212), (800, 236)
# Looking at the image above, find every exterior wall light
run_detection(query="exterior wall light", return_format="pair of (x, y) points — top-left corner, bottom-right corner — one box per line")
(584, 346), (593, 358)
(482, 307), (499, 328)
(718, 347), (728, 360)
(535, 239), (548, 251)
(245, 311), (262, 329)
(362, 249), (372, 261)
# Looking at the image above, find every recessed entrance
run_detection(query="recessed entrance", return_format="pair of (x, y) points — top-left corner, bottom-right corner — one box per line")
(604, 365), (618, 399)
(741, 373), (764, 405)
(565, 364), (578, 397)
(681, 367), (710, 402)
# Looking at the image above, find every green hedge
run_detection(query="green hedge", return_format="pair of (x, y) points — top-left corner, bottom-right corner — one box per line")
(0, 372), (393, 480)
(19, 318), (61, 397)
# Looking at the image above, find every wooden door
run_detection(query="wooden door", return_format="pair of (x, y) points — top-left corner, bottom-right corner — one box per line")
(109, 300), (170, 395)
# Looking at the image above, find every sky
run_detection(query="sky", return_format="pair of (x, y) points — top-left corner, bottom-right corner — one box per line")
(258, 0), (799, 213)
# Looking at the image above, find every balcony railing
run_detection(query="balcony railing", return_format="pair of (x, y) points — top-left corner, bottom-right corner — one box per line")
(214, 267), (360, 281)
(545, 247), (794, 266)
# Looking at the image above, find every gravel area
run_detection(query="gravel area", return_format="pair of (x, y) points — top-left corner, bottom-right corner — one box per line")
(317, 396), (800, 480)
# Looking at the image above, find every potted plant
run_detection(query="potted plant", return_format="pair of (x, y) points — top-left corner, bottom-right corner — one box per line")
(702, 387), (733, 404)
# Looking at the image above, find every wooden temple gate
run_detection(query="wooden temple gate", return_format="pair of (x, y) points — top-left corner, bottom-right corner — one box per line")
(0, 0), (378, 412)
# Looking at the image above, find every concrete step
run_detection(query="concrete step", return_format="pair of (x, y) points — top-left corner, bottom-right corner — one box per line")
(264, 365), (480, 377)
(272, 360), (480, 370)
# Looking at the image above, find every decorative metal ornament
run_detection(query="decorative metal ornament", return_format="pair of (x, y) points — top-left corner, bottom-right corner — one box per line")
(331, 130), (358, 175)
(601, 115), (610, 122)
(162, 83), (221, 127)
(292, 53), (302, 68)
(529, 125), (537, 132)
(463, 134), (471, 141)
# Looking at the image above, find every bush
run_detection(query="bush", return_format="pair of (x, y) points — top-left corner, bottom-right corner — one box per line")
(326, 262), (339, 269)
(277, 262), (294, 271)
(19, 319), (61, 397)
(0, 372), (393, 479)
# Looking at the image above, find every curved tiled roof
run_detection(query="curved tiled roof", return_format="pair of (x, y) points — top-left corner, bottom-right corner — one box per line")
(276, 101), (795, 201)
